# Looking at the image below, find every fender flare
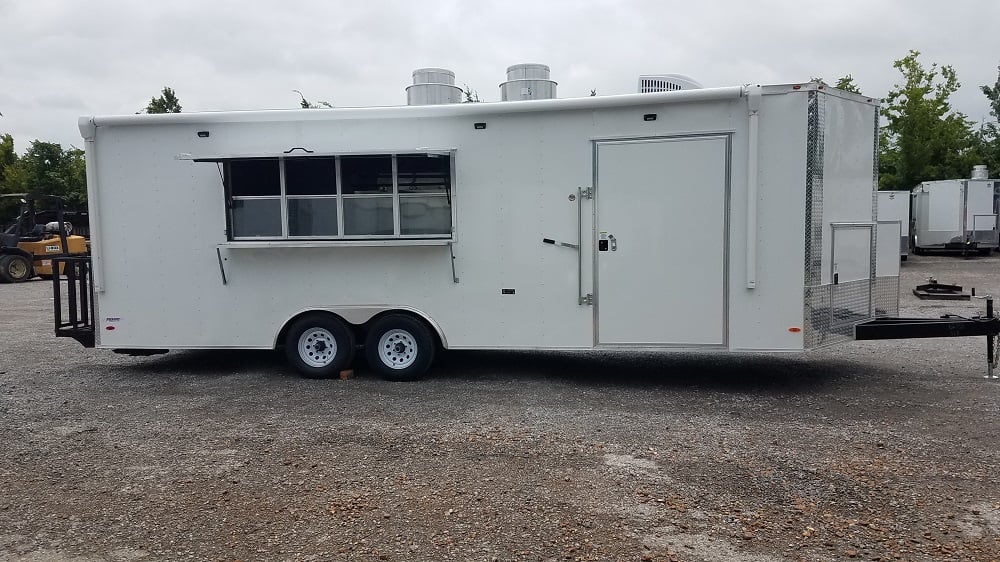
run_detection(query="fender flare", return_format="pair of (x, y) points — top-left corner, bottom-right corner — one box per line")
(273, 306), (449, 349)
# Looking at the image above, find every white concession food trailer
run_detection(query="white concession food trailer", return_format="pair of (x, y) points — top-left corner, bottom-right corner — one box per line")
(911, 168), (999, 255)
(57, 81), (916, 380)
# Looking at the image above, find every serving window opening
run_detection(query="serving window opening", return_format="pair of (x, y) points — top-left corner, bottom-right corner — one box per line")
(221, 152), (454, 241)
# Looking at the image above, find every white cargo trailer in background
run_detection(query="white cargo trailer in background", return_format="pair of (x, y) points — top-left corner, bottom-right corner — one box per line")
(911, 170), (1000, 255)
(877, 190), (910, 261)
(58, 81), (901, 380)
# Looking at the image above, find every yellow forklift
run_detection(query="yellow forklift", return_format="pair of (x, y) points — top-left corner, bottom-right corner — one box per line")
(0, 194), (88, 283)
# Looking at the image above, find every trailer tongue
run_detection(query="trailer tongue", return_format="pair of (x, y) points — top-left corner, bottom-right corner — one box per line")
(855, 298), (1000, 379)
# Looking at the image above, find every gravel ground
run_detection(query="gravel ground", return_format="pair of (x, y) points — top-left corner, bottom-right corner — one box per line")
(2, 255), (1000, 562)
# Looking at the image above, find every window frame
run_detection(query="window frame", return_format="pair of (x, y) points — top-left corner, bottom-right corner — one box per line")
(225, 158), (283, 238)
(218, 151), (456, 242)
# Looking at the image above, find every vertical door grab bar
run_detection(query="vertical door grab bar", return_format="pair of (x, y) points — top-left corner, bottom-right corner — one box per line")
(578, 187), (583, 302)
(578, 186), (585, 305)
(745, 84), (762, 289)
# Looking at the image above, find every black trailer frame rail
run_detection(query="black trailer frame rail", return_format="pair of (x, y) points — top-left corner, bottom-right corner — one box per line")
(855, 297), (1000, 379)
(52, 255), (95, 347)
(855, 316), (1000, 340)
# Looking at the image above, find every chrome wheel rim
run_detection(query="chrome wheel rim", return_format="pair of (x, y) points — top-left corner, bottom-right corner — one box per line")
(298, 328), (338, 368)
(378, 329), (417, 370)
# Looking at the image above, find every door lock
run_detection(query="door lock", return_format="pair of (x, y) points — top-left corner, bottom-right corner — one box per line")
(599, 234), (618, 252)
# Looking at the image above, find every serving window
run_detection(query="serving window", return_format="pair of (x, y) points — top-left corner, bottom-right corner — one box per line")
(221, 152), (454, 241)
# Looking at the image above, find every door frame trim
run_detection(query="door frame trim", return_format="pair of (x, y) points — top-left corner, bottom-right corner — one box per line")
(591, 133), (733, 347)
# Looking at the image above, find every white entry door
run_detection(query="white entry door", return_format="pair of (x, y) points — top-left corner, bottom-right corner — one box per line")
(596, 136), (728, 346)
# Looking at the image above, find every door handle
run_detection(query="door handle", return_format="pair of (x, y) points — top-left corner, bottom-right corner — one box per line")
(608, 234), (617, 251)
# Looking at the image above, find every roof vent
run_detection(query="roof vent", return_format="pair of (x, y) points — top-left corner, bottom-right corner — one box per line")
(406, 68), (463, 106)
(500, 63), (557, 101)
(638, 74), (703, 93)
(972, 165), (989, 180)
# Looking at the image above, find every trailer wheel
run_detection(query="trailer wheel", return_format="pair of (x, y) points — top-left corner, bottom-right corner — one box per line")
(284, 314), (355, 379)
(365, 314), (435, 382)
(0, 254), (32, 283)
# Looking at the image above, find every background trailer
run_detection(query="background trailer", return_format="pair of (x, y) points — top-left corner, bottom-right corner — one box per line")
(58, 82), (905, 380)
(876, 190), (910, 261)
(911, 168), (1000, 255)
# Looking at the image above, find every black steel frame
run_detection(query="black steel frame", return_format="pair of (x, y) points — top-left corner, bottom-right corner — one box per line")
(52, 255), (95, 347)
(855, 316), (1000, 340)
(856, 298), (1000, 375)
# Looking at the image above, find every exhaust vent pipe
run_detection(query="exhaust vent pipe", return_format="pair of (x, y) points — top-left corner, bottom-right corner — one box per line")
(406, 68), (463, 106)
(500, 63), (557, 101)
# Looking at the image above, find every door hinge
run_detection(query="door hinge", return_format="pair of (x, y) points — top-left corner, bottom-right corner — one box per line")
(579, 293), (593, 306)
(579, 186), (593, 200)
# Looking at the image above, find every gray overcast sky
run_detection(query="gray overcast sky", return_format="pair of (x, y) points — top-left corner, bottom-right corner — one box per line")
(2, 0), (998, 152)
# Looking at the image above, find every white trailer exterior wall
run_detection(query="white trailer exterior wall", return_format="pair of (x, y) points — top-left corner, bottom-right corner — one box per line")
(877, 190), (910, 259)
(78, 83), (892, 370)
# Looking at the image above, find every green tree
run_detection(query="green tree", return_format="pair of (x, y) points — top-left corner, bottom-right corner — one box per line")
(982, 65), (1000, 121)
(879, 50), (975, 190)
(835, 75), (861, 94)
(293, 90), (332, 109)
(15, 141), (87, 206)
(0, 135), (86, 208)
(974, 65), (1000, 172)
(462, 85), (481, 103)
(145, 86), (182, 114)
(0, 133), (19, 193)
(62, 148), (87, 207)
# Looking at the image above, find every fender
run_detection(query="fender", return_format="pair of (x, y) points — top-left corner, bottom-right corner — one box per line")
(273, 306), (449, 349)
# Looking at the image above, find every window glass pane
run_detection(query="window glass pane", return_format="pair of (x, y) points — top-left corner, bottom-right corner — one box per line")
(288, 198), (338, 236)
(341, 156), (392, 195)
(230, 159), (280, 196)
(231, 199), (281, 237)
(397, 154), (451, 194)
(343, 197), (393, 235)
(285, 157), (336, 195)
(400, 195), (452, 235)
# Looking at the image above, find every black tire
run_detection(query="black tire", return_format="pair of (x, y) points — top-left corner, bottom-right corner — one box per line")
(284, 313), (355, 379)
(365, 314), (436, 382)
(0, 254), (32, 283)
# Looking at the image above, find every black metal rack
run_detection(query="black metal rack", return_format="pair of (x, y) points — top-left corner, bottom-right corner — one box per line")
(52, 255), (95, 347)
